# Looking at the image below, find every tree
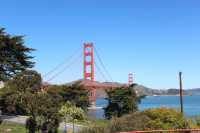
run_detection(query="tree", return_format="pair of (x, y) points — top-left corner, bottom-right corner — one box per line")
(59, 102), (85, 133)
(0, 70), (61, 133)
(104, 84), (140, 119)
(8, 70), (41, 93)
(0, 70), (42, 114)
(0, 27), (34, 81)
(47, 83), (90, 111)
(25, 92), (61, 133)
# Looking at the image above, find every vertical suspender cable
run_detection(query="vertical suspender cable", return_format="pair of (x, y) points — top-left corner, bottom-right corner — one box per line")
(94, 46), (113, 82)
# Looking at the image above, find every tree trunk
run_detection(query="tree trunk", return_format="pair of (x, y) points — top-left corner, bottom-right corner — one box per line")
(73, 119), (75, 133)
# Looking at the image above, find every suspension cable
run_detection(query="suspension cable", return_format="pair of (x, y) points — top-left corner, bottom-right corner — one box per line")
(94, 46), (113, 82)
(42, 47), (81, 78)
(46, 52), (82, 82)
(94, 61), (108, 82)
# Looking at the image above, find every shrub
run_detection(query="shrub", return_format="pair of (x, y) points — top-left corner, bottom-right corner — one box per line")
(195, 116), (200, 127)
(78, 125), (110, 133)
(78, 108), (192, 133)
(109, 108), (191, 132)
(108, 112), (150, 132)
(142, 108), (190, 130)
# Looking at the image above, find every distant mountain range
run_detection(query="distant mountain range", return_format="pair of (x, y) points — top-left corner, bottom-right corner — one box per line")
(65, 80), (200, 97)
(132, 85), (200, 96)
(185, 88), (200, 95)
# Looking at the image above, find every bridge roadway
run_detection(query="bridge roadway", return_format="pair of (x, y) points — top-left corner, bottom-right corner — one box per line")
(79, 79), (128, 107)
(79, 79), (127, 89)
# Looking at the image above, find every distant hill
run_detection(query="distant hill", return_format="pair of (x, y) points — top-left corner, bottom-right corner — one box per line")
(133, 85), (154, 96)
(185, 88), (200, 95)
(65, 79), (127, 98)
(135, 87), (200, 96)
(65, 80), (200, 97)
(109, 85), (200, 97)
(66, 80), (153, 97)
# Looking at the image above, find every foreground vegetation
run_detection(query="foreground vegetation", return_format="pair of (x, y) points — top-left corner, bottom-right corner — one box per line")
(0, 121), (28, 133)
(79, 108), (200, 133)
(0, 121), (64, 133)
(0, 70), (89, 133)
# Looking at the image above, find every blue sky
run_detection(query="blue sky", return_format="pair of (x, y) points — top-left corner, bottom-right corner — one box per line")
(1, 0), (200, 89)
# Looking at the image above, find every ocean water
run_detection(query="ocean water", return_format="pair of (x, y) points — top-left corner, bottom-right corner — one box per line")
(88, 95), (200, 119)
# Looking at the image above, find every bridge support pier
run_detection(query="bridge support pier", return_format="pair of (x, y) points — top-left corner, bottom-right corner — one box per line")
(89, 88), (96, 107)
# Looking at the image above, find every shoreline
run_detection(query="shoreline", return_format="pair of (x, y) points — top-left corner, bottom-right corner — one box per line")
(148, 94), (194, 97)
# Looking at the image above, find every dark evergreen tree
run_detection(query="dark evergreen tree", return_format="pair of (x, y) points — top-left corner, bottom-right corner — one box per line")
(47, 83), (90, 111)
(25, 92), (61, 133)
(0, 70), (61, 133)
(104, 84), (140, 119)
(0, 27), (34, 81)
(0, 70), (42, 114)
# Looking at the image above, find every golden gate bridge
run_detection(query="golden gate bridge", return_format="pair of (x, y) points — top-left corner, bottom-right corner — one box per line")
(43, 43), (134, 106)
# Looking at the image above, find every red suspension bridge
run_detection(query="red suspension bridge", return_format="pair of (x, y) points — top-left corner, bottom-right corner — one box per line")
(43, 43), (133, 106)
(41, 44), (200, 133)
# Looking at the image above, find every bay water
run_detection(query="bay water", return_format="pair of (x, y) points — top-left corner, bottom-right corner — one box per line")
(88, 95), (200, 119)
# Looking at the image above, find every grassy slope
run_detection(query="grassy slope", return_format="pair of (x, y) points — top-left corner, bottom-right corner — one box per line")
(0, 121), (27, 133)
(0, 119), (108, 133)
(75, 119), (109, 127)
(0, 121), (63, 133)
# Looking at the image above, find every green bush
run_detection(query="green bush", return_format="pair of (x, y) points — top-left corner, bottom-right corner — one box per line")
(78, 125), (110, 133)
(78, 108), (192, 133)
(108, 112), (149, 132)
(142, 108), (190, 130)
(109, 108), (191, 132)
(195, 116), (200, 127)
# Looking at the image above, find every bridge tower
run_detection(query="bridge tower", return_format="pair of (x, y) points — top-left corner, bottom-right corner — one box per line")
(128, 73), (133, 85)
(83, 43), (96, 106)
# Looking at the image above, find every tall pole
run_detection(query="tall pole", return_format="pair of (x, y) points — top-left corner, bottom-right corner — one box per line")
(179, 72), (184, 114)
